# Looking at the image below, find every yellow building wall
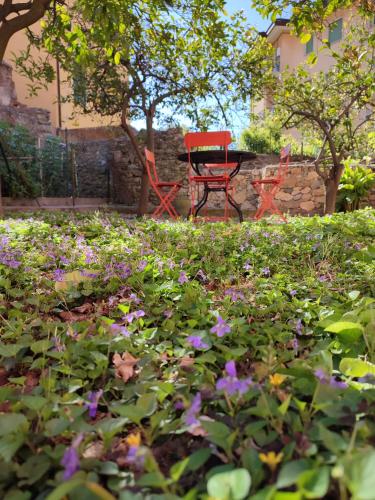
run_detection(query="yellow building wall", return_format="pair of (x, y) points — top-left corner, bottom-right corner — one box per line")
(4, 19), (117, 130)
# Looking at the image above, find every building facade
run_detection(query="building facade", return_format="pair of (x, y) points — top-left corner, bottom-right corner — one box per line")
(254, 7), (371, 117)
(3, 18), (115, 130)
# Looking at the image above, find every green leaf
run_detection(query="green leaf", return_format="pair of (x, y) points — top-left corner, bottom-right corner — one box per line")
(114, 52), (121, 65)
(344, 450), (375, 499)
(324, 321), (363, 342)
(277, 460), (311, 488)
(339, 358), (375, 378)
(0, 344), (23, 357)
(46, 478), (84, 500)
(0, 434), (25, 462)
(300, 33), (311, 44)
(0, 414), (29, 436)
(297, 467), (330, 498)
(207, 469), (251, 500)
(21, 395), (47, 411)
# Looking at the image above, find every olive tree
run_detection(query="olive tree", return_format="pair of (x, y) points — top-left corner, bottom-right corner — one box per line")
(272, 25), (374, 213)
(18, 0), (272, 214)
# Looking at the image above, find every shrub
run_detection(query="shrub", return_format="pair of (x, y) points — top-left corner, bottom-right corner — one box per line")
(0, 121), (69, 197)
(337, 157), (375, 212)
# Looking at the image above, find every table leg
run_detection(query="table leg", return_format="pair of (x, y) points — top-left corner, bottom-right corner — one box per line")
(195, 185), (209, 217)
(228, 193), (243, 222)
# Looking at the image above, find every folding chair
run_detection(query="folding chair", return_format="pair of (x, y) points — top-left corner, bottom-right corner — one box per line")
(251, 144), (291, 222)
(184, 131), (237, 220)
(144, 148), (182, 220)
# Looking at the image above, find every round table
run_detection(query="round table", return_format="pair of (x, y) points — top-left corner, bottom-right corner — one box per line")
(177, 150), (257, 221)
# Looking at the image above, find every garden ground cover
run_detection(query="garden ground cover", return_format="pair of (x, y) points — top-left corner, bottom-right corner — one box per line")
(0, 209), (375, 500)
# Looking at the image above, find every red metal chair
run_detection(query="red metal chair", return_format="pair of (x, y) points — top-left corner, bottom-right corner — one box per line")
(144, 148), (182, 220)
(251, 144), (291, 222)
(184, 131), (237, 220)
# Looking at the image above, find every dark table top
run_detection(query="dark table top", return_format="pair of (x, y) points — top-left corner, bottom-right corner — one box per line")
(177, 150), (257, 164)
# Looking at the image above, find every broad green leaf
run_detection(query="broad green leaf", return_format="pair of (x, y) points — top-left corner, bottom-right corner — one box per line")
(0, 414), (29, 436)
(207, 469), (251, 500)
(297, 467), (330, 498)
(325, 321), (363, 342)
(300, 33), (311, 44)
(339, 358), (375, 378)
(277, 460), (311, 488)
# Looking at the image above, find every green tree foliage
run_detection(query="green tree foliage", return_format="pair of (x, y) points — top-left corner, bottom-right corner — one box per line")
(271, 23), (375, 213)
(17, 0), (272, 214)
(251, 0), (375, 37)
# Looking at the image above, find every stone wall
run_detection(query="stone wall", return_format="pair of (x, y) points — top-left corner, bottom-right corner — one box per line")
(0, 63), (53, 137)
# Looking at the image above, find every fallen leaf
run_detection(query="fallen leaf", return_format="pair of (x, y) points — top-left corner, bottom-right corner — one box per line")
(71, 303), (93, 314)
(113, 352), (139, 382)
(83, 441), (105, 459)
(179, 357), (194, 369)
(58, 311), (88, 322)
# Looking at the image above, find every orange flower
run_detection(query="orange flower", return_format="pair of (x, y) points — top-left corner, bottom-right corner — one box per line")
(269, 374), (286, 386)
(259, 451), (284, 471)
(126, 433), (141, 448)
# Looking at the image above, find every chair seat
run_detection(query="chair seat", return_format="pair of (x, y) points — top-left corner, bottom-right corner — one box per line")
(251, 178), (281, 185)
(204, 163), (238, 168)
(191, 175), (229, 183)
(157, 181), (182, 187)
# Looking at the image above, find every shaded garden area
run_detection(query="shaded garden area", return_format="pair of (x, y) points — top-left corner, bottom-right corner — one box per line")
(0, 209), (374, 499)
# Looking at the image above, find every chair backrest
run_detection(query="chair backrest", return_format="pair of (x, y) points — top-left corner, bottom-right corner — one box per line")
(277, 144), (291, 180)
(184, 131), (232, 165)
(144, 148), (159, 187)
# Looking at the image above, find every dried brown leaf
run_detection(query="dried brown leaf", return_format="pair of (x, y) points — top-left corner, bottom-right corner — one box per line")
(113, 352), (139, 382)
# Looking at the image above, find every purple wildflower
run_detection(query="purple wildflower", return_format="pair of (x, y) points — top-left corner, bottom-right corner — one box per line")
(134, 309), (145, 319)
(314, 369), (347, 389)
(178, 271), (188, 284)
(164, 310), (173, 319)
(216, 361), (253, 396)
(318, 275), (328, 282)
(210, 315), (231, 337)
(292, 337), (299, 354)
(174, 400), (185, 410)
(225, 289), (245, 302)
(85, 389), (103, 418)
(61, 434), (83, 480)
(196, 269), (207, 281)
(130, 293), (141, 304)
(52, 336), (65, 352)
(110, 324), (131, 337)
(187, 336), (209, 350)
(358, 374), (375, 384)
(296, 319), (303, 336)
(262, 267), (271, 277)
(184, 393), (202, 426)
(137, 260), (147, 272)
(243, 261), (252, 271)
(53, 269), (65, 281)
(290, 290), (297, 297)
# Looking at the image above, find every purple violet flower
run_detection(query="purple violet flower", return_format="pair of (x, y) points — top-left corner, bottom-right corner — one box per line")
(178, 271), (188, 284)
(292, 337), (299, 354)
(184, 393), (202, 426)
(216, 361), (253, 396)
(138, 260), (147, 272)
(134, 309), (145, 319)
(85, 389), (103, 418)
(187, 336), (209, 350)
(290, 290), (297, 297)
(314, 369), (347, 389)
(130, 293), (141, 304)
(210, 315), (231, 337)
(225, 289), (245, 302)
(296, 319), (303, 336)
(262, 267), (271, 277)
(110, 324), (131, 337)
(243, 261), (252, 271)
(54, 269), (65, 282)
(61, 434), (83, 480)
(164, 310), (173, 319)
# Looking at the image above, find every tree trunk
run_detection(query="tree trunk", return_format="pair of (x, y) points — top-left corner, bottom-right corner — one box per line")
(120, 106), (149, 215)
(324, 164), (344, 214)
(136, 113), (154, 216)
